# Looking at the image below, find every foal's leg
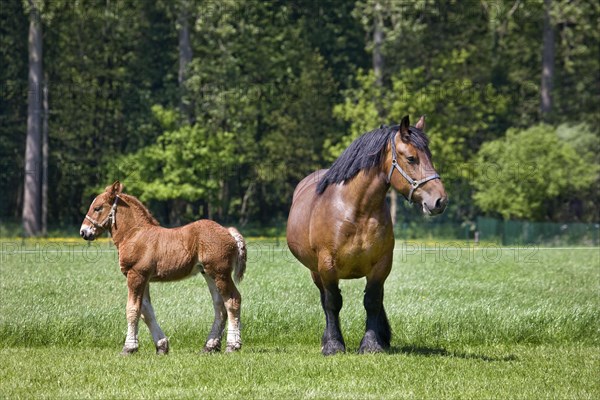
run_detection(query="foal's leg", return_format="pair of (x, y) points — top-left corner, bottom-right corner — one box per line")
(202, 274), (227, 352)
(213, 273), (242, 352)
(311, 271), (345, 356)
(140, 284), (169, 355)
(359, 259), (392, 354)
(121, 270), (147, 355)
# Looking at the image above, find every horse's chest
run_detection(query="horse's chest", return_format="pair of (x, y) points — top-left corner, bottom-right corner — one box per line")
(339, 218), (387, 250)
(334, 218), (391, 271)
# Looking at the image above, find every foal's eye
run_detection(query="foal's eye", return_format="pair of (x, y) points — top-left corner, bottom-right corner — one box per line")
(407, 156), (416, 164)
(94, 206), (102, 212)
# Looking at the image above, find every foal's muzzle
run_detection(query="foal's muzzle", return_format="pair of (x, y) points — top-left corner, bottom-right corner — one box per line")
(80, 225), (96, 241)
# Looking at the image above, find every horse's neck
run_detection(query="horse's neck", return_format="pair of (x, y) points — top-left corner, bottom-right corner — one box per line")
(345, 168), (390, 215)
(111, 199), (157, 247)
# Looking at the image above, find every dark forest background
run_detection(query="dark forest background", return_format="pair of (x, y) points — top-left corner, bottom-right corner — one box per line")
(1, 0), (598, 236)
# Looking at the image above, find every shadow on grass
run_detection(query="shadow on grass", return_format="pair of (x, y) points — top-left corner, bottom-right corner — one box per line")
(390, 345), (518, 362)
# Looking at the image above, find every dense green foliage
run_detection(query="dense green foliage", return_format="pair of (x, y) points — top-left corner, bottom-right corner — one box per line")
(0, 239), (598, 398)
(1, 1), (598, 231)
(473, 124), (599, 220)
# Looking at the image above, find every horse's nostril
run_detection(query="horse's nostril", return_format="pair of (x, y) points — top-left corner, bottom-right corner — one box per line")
(435, 198), (442, 209)
(80, 230), (85, 238)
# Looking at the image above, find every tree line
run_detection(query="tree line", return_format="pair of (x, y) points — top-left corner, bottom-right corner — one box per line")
(1, 0), (598, 236)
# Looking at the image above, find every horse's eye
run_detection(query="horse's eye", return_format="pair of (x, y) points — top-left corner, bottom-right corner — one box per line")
(94, 206), (102, 212)
(407, 156), (416, 164)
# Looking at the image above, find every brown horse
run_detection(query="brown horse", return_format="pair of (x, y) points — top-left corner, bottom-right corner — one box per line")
(287, 115), (447, 355)
(80, 181), (246, 355)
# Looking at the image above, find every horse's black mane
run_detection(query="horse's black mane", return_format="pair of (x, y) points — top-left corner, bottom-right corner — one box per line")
(316, 124), (430, 195)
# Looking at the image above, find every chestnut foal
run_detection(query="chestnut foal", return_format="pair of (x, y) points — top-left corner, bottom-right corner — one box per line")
(80, 181), (246, 355)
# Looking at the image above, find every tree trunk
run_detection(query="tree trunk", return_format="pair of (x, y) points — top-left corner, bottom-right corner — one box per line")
(540, 0), (554, 120)
(23, 0), (43, 237)
(178, 2), (193, 124)
(42, 74), (48, 236)
(239, 182), (255, 226)
(372, 2), (397, 225)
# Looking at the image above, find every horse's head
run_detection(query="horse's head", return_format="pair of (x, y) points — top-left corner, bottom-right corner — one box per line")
(80, 181), (123, 240)
(387, 115), (447, 215)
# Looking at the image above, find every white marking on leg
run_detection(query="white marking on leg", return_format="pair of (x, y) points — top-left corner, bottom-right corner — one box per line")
(226, 315), (241, 350)
(123, 305), (140, 351)
(141, 286), (167, 346)
(225, 297), (242, 351)
(124, 320), (139, 349)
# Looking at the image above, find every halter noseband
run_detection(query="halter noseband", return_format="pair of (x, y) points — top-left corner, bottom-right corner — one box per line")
(386, 130), (440, 204)
(85, 195), (120, 230)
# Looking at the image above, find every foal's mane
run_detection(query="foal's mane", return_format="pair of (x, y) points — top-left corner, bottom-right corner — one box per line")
(120, 194), (160, 226)
(316, 125), (430, 195)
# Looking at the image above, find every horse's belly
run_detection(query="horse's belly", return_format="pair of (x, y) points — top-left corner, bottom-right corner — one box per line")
(151, 260), (204, 282)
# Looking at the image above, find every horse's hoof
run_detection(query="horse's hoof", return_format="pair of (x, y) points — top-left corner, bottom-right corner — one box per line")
(225, 343), (241, 353)
(120, 347), (138, 356)
(359, 331), (386, 354)
(156, 338), (169, 355)
(321, 340), (345, 356)
(358, 342), (385, 354)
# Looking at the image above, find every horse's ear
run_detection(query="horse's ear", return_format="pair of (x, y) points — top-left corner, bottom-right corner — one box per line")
(415, 115), (426, 131)
(105, 181), (123, 196)
(399, 115), (411, 142)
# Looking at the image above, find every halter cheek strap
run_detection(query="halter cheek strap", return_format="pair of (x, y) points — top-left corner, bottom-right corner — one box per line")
(85, 195), (120, 230)
(386, 131), (440, 204)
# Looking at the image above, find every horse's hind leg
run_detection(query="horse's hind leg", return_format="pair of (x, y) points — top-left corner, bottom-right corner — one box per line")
(202, 274), (227, 352)
(311, 271), (345, 356)
(212, 273), (242, 352)
(141, 284), (169, 355)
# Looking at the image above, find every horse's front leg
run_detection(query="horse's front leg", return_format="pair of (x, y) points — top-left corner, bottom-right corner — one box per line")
(141, 284), (169, 355)
(359, 260), (392, 354)
(312, 271), (345, 356)
(121, 270), (147, 355)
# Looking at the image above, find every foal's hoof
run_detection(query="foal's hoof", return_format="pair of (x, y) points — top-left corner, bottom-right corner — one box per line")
(321, 340), (345, 356)
(202, 338), (221, 353)
(225, 343), (242, 353)
(156, 338), (169, 355)
(202, 346), (221, 354)
(120, 347), (138, 356)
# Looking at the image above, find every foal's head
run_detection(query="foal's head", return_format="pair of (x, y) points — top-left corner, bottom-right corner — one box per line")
(387, 116), (448, 215)
(80, 181), (123, 241)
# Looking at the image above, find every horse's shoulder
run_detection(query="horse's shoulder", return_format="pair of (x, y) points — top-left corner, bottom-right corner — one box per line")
(293, 169), (328, 199)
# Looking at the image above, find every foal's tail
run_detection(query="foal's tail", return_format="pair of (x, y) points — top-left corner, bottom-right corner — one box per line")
(228, 227), (247, 284)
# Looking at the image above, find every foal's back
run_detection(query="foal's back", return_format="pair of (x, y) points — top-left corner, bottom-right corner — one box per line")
(129, 219), (239, 282)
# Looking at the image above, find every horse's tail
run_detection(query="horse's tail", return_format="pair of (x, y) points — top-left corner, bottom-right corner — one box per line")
(228, 227), (247, 284)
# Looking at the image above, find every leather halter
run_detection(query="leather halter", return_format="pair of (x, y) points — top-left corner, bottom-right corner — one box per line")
(85, 195), (120, 229)
(386, 130), (440, 204)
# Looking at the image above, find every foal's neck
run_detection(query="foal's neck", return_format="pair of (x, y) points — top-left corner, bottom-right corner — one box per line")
(110, 195), (158, 248)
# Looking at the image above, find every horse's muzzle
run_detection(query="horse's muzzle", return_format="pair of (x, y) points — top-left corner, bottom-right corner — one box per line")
(423, 195), (448, 216)
(80, 225), (96, 241)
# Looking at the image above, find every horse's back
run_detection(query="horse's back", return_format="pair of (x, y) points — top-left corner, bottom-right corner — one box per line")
(287, 170), (328, 269)
(148, 220), (238, 280)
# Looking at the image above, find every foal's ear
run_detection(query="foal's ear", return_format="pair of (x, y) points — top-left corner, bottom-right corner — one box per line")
(399, 115), (411, 142)
(105, 180), (123, 196)
(415, 115), (426, 131)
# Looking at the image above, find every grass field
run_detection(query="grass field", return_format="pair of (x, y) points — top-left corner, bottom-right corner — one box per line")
(0, 239), (599, 399)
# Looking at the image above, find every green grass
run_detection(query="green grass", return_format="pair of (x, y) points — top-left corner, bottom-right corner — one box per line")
(1, 239), (599, 399)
